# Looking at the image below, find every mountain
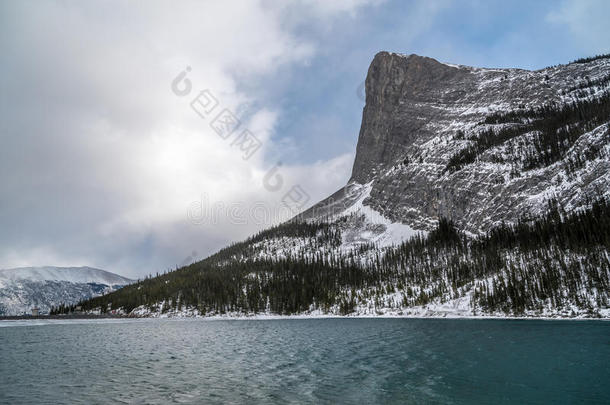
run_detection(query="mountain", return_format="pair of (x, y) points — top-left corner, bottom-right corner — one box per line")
(0, 266), (133, 316)
(77, 53), (610, 319)
(302, 52), (610, 237)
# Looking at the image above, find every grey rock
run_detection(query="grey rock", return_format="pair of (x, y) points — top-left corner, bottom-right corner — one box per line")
(304, 52), (610, 235)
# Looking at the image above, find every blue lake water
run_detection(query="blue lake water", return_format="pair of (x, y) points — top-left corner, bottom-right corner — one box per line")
(0, 318), (608, 404)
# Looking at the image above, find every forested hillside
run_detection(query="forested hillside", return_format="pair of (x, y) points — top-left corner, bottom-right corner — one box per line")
(63, 53), (610, 318)
(66, 198), (609, 318)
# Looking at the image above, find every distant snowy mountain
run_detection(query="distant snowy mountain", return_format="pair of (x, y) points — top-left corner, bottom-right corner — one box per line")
(0, 266), (133, 316)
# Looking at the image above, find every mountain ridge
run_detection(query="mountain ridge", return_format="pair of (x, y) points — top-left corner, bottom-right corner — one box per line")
(0, 266), (133, 316)
(305, 51), (610, 237)
(0, 266), (133, 286)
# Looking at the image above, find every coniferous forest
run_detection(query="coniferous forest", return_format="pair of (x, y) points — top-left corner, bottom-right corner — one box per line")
(59, 198), (610, 317)
(447, 92), (610, 173)
(54, 61), (610, 319)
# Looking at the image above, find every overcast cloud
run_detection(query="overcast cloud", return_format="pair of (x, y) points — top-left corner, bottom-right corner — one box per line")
(1, 0), (608, 278)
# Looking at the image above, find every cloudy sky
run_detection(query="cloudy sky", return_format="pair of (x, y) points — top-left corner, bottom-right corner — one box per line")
(1, 0), (608, 278)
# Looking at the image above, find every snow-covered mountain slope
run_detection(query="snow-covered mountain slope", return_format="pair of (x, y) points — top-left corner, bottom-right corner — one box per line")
(0, 266), (133, 286)
(0, 266), (133, 316)
(76, 53), (610, 319)
(300, 182), (424, 249)
(225, 53), (610, 317)
(302, 52), (610, 236)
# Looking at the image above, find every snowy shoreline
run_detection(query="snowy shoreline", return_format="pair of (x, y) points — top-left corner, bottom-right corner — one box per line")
(104, 306), (610, 321)
(1, 311), (608, 327)
(0, 314), (607, 326)
(154, 312), (610, 321)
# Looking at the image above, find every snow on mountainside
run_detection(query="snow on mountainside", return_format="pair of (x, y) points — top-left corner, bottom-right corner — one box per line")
(217, 53), (610, 317)
(303, 182), (423, 249)
(0, 266), (133, 286)
(302, 52), (610, 235)
(76, 53), (610, 319)
(0, 266), (133, 316)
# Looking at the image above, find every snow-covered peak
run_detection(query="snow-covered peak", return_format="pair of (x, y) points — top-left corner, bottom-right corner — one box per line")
(0, 266), (133, 286)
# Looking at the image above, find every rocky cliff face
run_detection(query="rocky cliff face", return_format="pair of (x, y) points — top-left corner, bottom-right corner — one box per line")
(351, 52), (471, 183)
(308, 52), (610, 235)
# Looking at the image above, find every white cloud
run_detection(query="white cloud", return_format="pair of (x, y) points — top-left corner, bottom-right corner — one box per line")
(0, 1), (367, 277)
(294, 0), (385, 17)
(547, 0), (610, 54)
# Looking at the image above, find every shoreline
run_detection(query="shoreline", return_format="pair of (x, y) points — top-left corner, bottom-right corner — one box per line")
(0, 314), (126, 321)
(1, 313), (608, 322)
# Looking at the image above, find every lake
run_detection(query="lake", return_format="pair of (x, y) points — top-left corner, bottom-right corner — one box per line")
(0, 318), (608, 404)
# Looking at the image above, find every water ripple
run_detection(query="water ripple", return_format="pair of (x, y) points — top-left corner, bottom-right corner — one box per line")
(0, 318), (609, 404)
